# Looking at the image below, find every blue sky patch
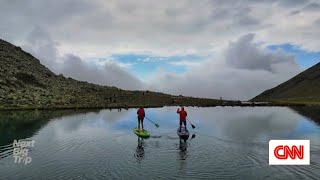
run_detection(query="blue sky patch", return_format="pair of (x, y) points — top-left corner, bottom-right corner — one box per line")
(110, 54), (203, 78)
(268, 44), (320, 69)
(88, 43), (320, 80)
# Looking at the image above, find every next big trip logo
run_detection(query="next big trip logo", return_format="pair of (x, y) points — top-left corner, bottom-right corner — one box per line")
(269, 140), (310, 165)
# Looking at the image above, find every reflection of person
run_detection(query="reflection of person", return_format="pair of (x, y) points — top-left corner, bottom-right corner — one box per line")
(134, 137), (145, 162)
(137, 107), (145, 131)
(179, 139), (188, 160)
(177, 107), (188, 132)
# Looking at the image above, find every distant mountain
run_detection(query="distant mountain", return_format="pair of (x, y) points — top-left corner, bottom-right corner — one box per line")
(252, 62), (320, 104)
(0, 39), (220, 109)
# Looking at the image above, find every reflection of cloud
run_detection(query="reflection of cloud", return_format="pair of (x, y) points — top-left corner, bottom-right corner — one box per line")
(188, 107), (302, 141)
(58, 112), (99, 132)
(147, 107), (182, 128)
(100, 109), (131, 124)
(29, 110), (130, 144)
(54, 110), (131, 133)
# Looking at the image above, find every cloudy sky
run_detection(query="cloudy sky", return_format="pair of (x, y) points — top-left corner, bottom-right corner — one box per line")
(1, 0), (320, 100)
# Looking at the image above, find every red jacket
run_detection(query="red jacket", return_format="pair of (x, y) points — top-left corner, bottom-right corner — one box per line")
(177, 108), (187, 121)
(137, 108), (145, 119)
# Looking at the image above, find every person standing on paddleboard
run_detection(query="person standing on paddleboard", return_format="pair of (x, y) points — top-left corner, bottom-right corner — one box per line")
(177, 107), (188, 132)
(137, 107), (145, 131)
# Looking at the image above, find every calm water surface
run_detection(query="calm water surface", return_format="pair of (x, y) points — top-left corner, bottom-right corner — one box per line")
(0, 107), (320, 179)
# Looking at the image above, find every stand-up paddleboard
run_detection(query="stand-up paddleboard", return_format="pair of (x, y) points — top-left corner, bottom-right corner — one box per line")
(177, 126), (189, 140)
(133, 128), (150, 138)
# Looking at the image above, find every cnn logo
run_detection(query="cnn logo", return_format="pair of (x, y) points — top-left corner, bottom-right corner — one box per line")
(269, 140), (310, 165)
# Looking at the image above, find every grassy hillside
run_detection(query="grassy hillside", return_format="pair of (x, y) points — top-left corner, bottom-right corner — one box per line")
(0, 39), (221, 110)
(252, 62), (320, 104)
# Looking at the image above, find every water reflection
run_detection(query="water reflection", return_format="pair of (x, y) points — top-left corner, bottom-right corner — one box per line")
(134, 137), (145, 163)
(179, 139), (188, 160)
(0, 110), (99, 160)
(189, 107), (310, 142)
(178, 134), (196, 160)
(56, 109), (130, 133)
(291, 106), (320, 125)
(1, 106), (320, 179)
(0, 110), (93, 147)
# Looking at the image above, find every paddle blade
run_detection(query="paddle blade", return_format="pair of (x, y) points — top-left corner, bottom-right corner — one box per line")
(187, 118), (195, 129)
(155, 124), (160, 128)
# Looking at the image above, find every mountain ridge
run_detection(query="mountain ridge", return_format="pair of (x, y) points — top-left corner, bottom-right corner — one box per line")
(0, 39), (221, 110)
(252, 62), (320, 103)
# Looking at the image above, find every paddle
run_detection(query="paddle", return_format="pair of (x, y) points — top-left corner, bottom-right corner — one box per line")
(186, 118), (195, 129)
(145, 117), (160, 128)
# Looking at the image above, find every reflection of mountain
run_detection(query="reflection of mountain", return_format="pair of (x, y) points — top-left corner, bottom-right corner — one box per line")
(0, 110), (90, 147)
(290, 106), (320, 126)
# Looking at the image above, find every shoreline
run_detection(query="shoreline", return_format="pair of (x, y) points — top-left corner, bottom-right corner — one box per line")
(0, 102), (319, 111)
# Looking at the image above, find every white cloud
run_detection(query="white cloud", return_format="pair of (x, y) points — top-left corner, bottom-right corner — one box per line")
(147, 34), (301, 100)
(168, 60), (202, 67)
(19, 28), (303, 99)
(1, 0), (317, 99)
(59, 54), (144, 90)
(21, 27), (144, 90)
(1, 0), (319, 57)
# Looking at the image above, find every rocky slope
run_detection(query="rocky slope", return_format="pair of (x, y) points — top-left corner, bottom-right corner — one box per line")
(0, 39), (220, 109)
(252, 62), (320, 104)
